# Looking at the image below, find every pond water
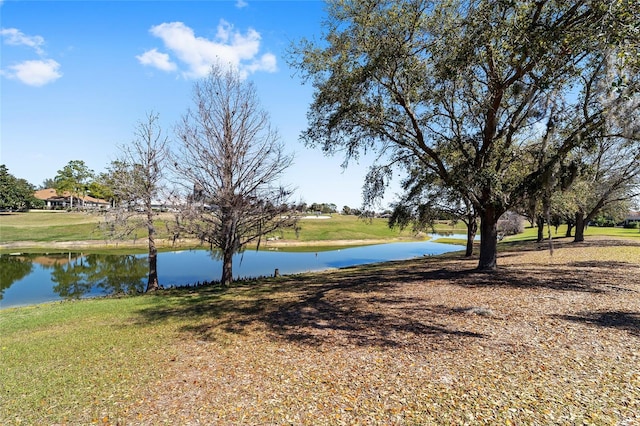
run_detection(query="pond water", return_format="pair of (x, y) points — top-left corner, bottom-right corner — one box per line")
(0, 240), (463, 309)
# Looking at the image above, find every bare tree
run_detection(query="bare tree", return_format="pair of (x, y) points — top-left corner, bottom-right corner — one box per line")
(174, 65), (295, 287)
(101, 112), (170, 292)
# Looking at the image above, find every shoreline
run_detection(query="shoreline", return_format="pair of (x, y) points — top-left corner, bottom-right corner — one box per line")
(0, 236), (432, 252)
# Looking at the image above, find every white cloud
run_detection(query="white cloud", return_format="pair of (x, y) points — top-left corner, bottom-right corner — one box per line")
(1, 27), (62, 86)
(1, 59), (62, 86)
(1, 28), (45, 55)
(246, 53), (277, 74)
(136, 48), (177, 72)
(140, 20), (277, 79)
(236, 0), (248, 8)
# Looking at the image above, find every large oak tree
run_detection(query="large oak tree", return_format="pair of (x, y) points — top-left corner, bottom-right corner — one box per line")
(291, 0), (639, 269)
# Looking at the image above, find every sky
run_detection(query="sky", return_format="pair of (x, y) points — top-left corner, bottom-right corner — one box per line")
(0, 0), (402, 210)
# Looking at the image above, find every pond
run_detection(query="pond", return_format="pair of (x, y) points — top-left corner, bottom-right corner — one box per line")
(0, 240), (463, 309)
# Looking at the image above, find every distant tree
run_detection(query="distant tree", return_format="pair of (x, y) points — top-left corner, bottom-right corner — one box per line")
(40, 178), (55, 189)
(174, 65), (296, 287)
(98, 161), (134, 211)
(523, 146), (580, 243)
(54, 160), (94, 208)
(102, 112), (170, 292)
(570, 129), (640, 242)
(291, 0), (640, 270)
(309, 203), (338, 214)
(389, 165), (478, 256)
(549, 189), (578, 238)
(87, 178), (114, 203)
(0, 165), (42, 211)
(497, 211), (524, 237)
(342, 205), (352, 215)
(98, 161), (139, 238)
(309, 202), (322, 213)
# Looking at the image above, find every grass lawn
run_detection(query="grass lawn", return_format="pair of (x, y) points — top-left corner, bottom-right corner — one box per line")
(2, 237), (639, 424)
(0, 211), (103, 243)
(2, 211), (638, 254)
(0, 211), (469, 252)
(434, 223), (640, 245)
(0, 211), (188, 245)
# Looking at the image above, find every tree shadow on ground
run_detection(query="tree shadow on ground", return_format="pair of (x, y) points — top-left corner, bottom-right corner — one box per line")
(137, 260), (490, 349)
(555, 311), (640, 336)
(498, 236), (640, 255)
(441, 248), (639, 294)
(136, 243), (638, 349)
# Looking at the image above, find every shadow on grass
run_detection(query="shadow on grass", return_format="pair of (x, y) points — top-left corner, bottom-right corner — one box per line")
(498, 236), (640, 254)
(135, 241), (639, 349)
(556, 311), (640, 336)
(137, 260), (489, 348)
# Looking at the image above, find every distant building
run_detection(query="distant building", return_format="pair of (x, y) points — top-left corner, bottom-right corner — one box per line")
(34, 188), (109, 210)
(623, 211), (640, 226)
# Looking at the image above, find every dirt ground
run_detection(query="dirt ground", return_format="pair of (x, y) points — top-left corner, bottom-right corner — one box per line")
(117, 237), (640, 425)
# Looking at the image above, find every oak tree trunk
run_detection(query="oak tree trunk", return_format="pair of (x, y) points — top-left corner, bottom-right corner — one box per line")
(477, 206), (500, 270)
(574, 211), (586, 243)
(465, 219), (477, 257)
(565, 221), (574, 238)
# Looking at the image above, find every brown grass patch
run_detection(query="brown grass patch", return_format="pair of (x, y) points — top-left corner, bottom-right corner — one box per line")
(111, 238), (640, 425)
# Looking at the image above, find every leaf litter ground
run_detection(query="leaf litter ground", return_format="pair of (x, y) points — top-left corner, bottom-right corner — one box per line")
(127, 238), (639, 425)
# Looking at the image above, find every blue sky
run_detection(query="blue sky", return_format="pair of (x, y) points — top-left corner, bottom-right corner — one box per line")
(1, 0), (400, 210)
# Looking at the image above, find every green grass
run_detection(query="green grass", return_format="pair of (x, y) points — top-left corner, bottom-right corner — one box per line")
(2, 211), (637, 252)
(2, 242), (639, 424)
(274, 216), (468, 242)
(0, 211), (181, 247)
(503, 223), (640, 242)
(276, 215), (413, 241)
(0, 294), (191, 423)
(1, 212), (469, 250)
(0, 284), (280, 423)
(401, 222), (640, 247)
(0, 211), (102, 242)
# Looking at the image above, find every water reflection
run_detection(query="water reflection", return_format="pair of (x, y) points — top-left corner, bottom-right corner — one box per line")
(0, 253), (147, 307)
(1, 240), (462, 309)
(0, 255), (34, 300)
(50, 254), (146, 299)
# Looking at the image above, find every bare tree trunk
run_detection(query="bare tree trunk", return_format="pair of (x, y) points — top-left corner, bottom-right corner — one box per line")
(574, 211), (586, 242)
(221, 249), (233, 287)
(465, 218), (477, 257)
(477, 206), (500, 270)
(145, 209), (159, 292)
